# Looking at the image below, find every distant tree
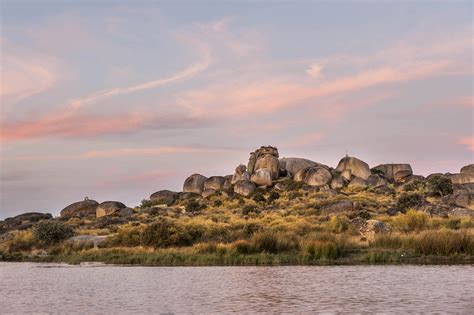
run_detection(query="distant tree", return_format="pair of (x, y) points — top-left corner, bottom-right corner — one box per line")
(33, 221), (74, 245)
(427, 175), (453, 197)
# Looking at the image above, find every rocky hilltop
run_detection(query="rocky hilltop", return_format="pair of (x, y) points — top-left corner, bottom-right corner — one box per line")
(1, 145), (473, 265)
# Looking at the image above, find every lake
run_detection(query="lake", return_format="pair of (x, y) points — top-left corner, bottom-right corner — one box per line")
(0, 263), (473, 313)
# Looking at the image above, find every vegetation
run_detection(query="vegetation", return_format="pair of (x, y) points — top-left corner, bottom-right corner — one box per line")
(33, 221), (74, 245)
(427, 175), (454, 197)
(1, 181), (473, 266)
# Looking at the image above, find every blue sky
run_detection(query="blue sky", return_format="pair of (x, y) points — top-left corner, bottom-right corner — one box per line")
(0, 0), (473, 219)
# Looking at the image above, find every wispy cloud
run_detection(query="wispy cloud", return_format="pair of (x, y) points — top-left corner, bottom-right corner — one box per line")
(458, 136), (474, 151)
(5, 145), (241, 161)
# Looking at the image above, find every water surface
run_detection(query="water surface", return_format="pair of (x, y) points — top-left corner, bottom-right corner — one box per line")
(0, 263), (473, 313)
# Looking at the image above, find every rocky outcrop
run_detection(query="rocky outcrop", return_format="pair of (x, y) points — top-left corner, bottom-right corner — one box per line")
(202, 188), (217, 198)
(183, 174), (207, 194)
(443, 190), (474, 210)
(118, 208), (134, 217)
(60, 199), (99, 218)
(303, 167), (332, 186)
(251, 169), (273, 186)
(372, 164), (413, 182)
(447, 173), (474, 185)
(96, 201), (126, 218)
(460, 164), (474, 174)
(231, 165), (250, 184)
(279, 158), (328, 176)
(348, 177), (367, 188)
(335, 156), (371, 180)
(204, 176), (227, 191)
(248, 146), (279, 180)
(367, 174), (387, 188)
(234, 180), (256, 197)
(449, 207), (474, 218)
(150, 190), (178, 205)
(330, 176), (345, 189)
(11, 212), (52, 222)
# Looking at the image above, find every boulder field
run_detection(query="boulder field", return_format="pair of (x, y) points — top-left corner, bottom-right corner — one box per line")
(3, 146), (474, 222)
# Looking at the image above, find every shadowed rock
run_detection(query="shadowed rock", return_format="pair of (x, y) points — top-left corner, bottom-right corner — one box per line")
(336, 156), (371, 180)
(447, 173), (474, 185)
(278, 158), (328, 176)
(60, 199), (99, 218)
(348, 177), (368, 188)
(183, 174), (208, 194)
(204, 176), (227, 191)
(96, 201), (126, 218)
(150, 190), (178, 205)
(234, 180), (256, 197)
(372, 164), (413, 182)
(232, 165), (250, 184)
(304, 167), (332, 186)
(251, 169), (273, 186)
(460, 164), (474, 174)
(12, 212), (52, 222)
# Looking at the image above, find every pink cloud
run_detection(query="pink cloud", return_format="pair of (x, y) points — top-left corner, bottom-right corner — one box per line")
(458, 136), (474, 151)
(6, 145), (240, 161)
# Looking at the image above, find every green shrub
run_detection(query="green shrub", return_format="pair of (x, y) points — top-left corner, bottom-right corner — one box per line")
(288, 191), (302, 200)
(397, 193), (424, 212)
(407, 230), (474, 256)
(33, 221), (74, 245)
(302, 240), (339, 260)
(185, 200), (206, 213)
(140, 199), (154, 209)
(242, 205), (257, 215)
(213, 199), (223, 207)
(251, 230), (298, 253)
(328, 216), (350, 233)
(446, 219), (461, 230)
(232, 240), (253, 254)
(140, 220), (202, 248)
(427, 175), (453, 197)
(392, 209), (428, 232)
(252, 192), (266, 203)
(267, 191), (280, 203)
(403, 180), (426, 192)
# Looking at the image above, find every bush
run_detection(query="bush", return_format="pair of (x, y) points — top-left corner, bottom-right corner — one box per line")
(252, 192), (266, 203)
(185, 200), (206, 213)
(403, 180), (426, 192)
(397, 193), (424, 212)
(232, 240), (253, 254)
(242, 205), (258, 215)
(408, 230), (474, 256)
(302, 240), (339, 260)
(288, 191), (302, 200)
(213, 199), (223, 207)
(140, 220), (202, 248)
(392, 209), (428, 232)
(140, 199), (154, 209)
(328, 216), (350, 233)
(427, 175), (453, 197)
(33, 221), (74, 245)
(7, 231), (35, 253)
(251, 230), (298, 253)
(267, 191), (280, 203)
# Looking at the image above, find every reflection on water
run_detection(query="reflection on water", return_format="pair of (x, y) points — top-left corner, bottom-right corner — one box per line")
(0, 263), (473, 313)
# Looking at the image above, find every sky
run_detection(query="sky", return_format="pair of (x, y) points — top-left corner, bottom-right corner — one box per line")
(0, 0), (473, 219)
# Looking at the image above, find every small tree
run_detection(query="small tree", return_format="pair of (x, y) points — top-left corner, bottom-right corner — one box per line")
(33, 221), (74, 245)
(397, 193), (424, 213)
(427, 175), (453, 197)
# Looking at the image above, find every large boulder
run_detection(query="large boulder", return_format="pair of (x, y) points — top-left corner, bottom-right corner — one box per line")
(12, 212), (52, 222)
(183, 174), (208, 194)
(248, 146), (280, 179)
(304, 167), (332, 186)
(372, 164), (413, 182)
(96, 201), (126, 218)
(447, 173), (474, 185)
(150, 190), (178, 205)
(231, 165), (250, 184)
(367, 174), (388, 188)
(202, 188), (217, 198)
(255, 154), (280, 180)
(335, 156), (371, 180)
(330, 176), (345, 189)
(449, 208), (474, 218)
(279, 158), (328, 176)
(443, 190), (474, 210)
(348, 177), (368, 189)
(60, 199), (99, 218)
(234, 180), (256, 197)
(251, 169), (273, 186)
(460, 164), (474, 174)
(204, 176), (227, 191)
